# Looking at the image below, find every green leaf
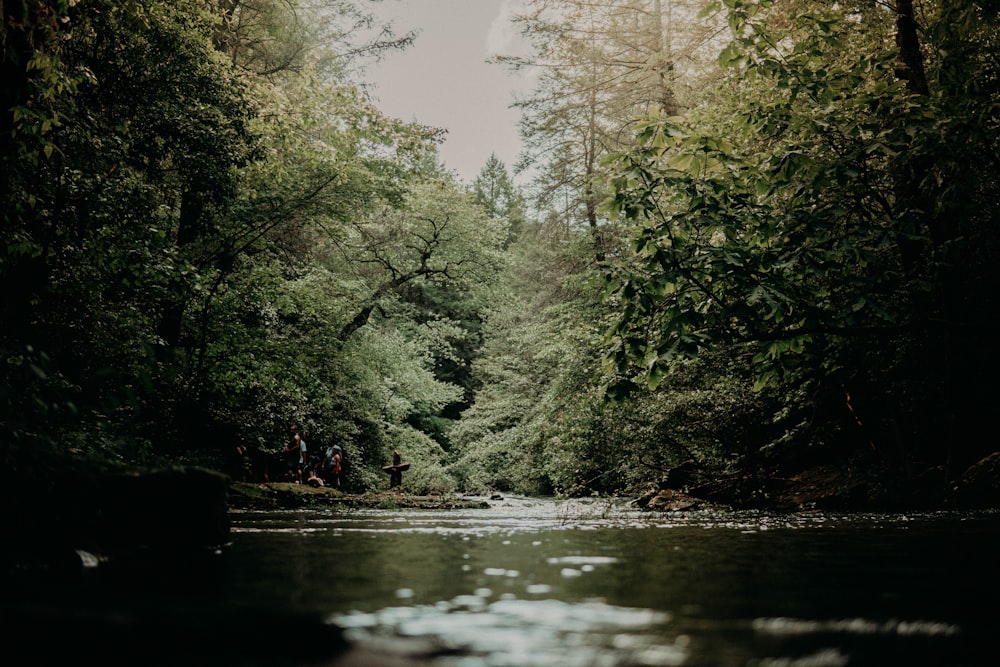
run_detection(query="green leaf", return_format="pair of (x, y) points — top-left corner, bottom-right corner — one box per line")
(718, 43), (745, 69)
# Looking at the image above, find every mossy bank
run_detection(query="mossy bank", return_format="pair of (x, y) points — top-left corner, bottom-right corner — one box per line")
(228, 481), (491, 511)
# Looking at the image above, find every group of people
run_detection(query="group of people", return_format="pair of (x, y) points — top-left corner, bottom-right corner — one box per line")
(282, 424), (343, 488)
(231, 424), (343, 489)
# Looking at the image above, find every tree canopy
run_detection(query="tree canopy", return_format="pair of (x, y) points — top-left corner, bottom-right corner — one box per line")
(3, 0), (998, 506)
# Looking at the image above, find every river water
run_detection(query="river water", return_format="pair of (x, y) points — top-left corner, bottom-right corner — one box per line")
(217, 497), (999, 666)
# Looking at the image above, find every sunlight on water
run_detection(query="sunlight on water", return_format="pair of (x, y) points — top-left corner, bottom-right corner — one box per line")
(232, 497), (993, 533)
(333, 597), (683, 667)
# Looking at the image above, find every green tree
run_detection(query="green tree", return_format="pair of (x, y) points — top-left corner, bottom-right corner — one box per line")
(211, 0), (416, 78)
(0, 1), (264, 458)
(604, 0), (1000, 489)
(497, 1), (723, 252)
(451, 1), (731, 497)
(0, 0), (444, 475)
(472, 153), (526, 242)
(330, 178), (508, 342)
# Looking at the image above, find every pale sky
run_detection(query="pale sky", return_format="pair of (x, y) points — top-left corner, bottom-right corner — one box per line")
(366, 0), (532, 183)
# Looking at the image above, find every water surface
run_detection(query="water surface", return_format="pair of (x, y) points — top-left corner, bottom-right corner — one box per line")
(221, 497), (1000, 666)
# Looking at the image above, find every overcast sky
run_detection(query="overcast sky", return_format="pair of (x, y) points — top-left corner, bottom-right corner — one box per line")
(366, 0), (532, 183)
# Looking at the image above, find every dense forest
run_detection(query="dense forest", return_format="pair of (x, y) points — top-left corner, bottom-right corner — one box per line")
(3, 0), (998, 508)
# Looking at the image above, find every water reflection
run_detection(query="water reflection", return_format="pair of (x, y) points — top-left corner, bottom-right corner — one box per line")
(222, 498), (1000, 665)
(336, 598), (682, 667)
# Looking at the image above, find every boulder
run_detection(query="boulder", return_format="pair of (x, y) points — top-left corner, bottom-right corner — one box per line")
(945, 452), (1000, 510)
(641, 488), (704, 512)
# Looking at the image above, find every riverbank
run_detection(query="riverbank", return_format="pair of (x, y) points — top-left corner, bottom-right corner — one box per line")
(227, 481), (491, 511)
(230, 452), (1000, 514)
(635, 453), (1000, 512)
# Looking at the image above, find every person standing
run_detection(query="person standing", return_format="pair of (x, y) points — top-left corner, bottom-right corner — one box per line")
(324, 445), (342, 489)
(390, 449), (403, 489)
(283, 424), (306, 483)
(232, 442), (251, 482)
(281, 436), (297, 482)
(297, 431), (308, 483)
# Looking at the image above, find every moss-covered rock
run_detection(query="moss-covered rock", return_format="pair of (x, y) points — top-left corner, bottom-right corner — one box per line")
(1, 458), (230, 583)
(227, 481), (490, 510)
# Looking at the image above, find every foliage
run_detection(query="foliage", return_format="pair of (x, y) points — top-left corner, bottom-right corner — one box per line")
(0, 0), (482, 493)
(472, 153), (526, 243)
(497, 1), (724, 233)
(603, 0), (1000, 478)
(5, 0), (998, 505)
(448, 219), (606, 495)
(2, 0), (259, 456)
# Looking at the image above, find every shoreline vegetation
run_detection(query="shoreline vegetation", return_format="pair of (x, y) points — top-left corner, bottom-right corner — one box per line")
(228, 450), (1000, 514)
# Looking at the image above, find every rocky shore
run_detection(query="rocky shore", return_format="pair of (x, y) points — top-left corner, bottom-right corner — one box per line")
(635, 452), (1000, 513)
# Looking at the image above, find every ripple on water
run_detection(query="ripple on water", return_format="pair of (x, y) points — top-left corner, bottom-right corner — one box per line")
(332, 596), (682, 667)
(752, 616), (962, 637)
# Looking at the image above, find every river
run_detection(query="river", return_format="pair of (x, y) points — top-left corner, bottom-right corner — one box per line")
(218, 496), (998, 666)
(9, 495), (998, 666)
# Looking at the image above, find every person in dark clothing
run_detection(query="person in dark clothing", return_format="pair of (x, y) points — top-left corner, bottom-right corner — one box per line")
(283, 424), (307, 483)
(231, 442), (251, 482)
(323, 445), (343, 489)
